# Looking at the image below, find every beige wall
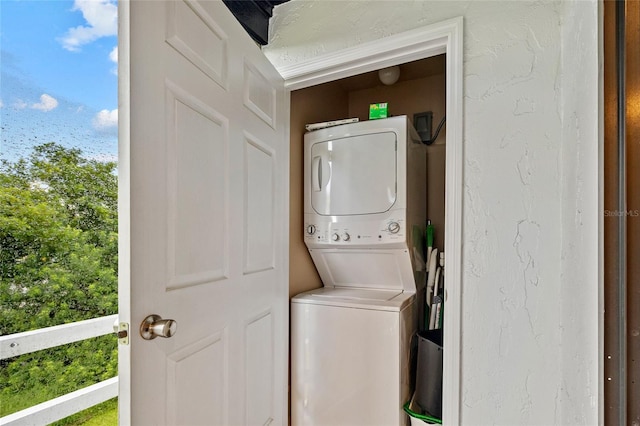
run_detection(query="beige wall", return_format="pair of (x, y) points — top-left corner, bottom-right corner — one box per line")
(289, 84), (349, 298)
(289, 68), (446, 298)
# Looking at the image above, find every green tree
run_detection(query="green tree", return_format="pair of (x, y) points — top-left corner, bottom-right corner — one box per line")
(0, 143), (118, 417)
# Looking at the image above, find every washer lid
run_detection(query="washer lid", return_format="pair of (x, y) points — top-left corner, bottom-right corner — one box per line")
(291, 287), (414, 311)
(308, 248), (418, 293)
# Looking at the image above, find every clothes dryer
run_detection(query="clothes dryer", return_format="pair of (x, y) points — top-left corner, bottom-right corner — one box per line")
(303, 115), (426, 292)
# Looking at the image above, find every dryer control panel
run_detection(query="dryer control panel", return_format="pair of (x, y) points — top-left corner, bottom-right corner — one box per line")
(304, 214), (407, 249)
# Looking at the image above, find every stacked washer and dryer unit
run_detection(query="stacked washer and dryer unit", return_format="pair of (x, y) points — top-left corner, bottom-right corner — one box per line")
(291, 116), (427, 425)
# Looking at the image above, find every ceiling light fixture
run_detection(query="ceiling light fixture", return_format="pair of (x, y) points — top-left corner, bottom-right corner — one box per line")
(378, 65), (400, 85)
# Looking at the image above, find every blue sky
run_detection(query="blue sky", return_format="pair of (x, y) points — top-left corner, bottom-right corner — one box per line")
(1, 0), (118, 163)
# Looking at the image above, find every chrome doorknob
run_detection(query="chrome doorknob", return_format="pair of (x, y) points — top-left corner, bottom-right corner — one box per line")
(140, 314), (177, 340)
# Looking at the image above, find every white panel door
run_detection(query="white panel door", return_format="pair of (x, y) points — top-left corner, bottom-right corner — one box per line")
(118, 1), (288, 425)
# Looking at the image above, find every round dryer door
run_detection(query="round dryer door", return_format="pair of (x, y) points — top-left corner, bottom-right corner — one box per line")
(310, 131), (397, 216)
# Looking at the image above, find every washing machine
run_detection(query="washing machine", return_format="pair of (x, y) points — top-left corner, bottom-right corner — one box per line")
(291, 116), (427, 425)
(291, 288), (415, 425)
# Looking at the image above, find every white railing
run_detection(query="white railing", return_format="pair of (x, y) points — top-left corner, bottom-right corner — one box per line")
(0, 314), (119, 426)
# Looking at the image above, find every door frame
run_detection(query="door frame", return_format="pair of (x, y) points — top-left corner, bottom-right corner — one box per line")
(275, 17), (463, 424)
(117, 1), (131, 423)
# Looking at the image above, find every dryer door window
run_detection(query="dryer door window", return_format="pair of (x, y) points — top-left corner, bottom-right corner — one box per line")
(311, 131), (397, 215)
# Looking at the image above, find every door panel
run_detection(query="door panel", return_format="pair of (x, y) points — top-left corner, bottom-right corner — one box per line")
(120, 1), (287, 424)
(244, 61), (277, 128)
(245, 310), (275, 426)
(244, 135), (276, 274)
(166, 331), (227, 425)
(166, 81), (229, 289)
(166, 0), (228, 88)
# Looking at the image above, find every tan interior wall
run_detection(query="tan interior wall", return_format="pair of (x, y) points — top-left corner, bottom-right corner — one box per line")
(289, 84), (349, 298)
(289, 72), (447, 298)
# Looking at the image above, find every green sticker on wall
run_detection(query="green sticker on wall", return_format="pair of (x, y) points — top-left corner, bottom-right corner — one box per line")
(369, 103), (388, 120)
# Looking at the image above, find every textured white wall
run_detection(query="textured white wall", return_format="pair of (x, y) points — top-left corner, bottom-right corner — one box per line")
(265, 1), (600, 424)
(559, 1), (601, 423)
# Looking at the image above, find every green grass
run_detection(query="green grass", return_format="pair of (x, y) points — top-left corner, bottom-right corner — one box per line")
(52, 398), (118, 426)
(0, 384), (59, 417)
(0, 390), (116, 426)
(80, 404), (117, 426)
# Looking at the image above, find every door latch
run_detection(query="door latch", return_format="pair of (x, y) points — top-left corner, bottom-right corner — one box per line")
(114, 322), (130, 345)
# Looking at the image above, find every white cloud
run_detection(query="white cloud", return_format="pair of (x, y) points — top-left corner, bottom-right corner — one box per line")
(93, 108), (118, 129)
(14, 100), (28, 110)
(31, 94), (59, 112)
(60, 0), (117, 52)
(109, 46), (118, 75)
(109, 46), (118, 63)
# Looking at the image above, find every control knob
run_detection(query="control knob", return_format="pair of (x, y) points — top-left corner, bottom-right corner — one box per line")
(306, 224), (316, 235)
(342, 232), (351, 242)
(387, 221), (401, 234)
(332, 233), (340, 242)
